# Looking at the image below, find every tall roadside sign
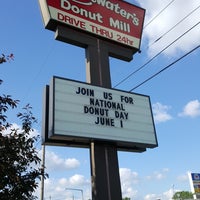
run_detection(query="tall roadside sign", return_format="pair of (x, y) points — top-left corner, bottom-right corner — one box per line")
(39, 0), (145, 50)
(188, 172), (200, 199)
(39, 1), (157, 200)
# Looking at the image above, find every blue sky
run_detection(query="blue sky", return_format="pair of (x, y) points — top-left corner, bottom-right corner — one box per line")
(1, 0), (200, 199)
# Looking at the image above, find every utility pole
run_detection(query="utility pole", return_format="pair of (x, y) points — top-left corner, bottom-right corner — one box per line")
(40, 144), (45, 200)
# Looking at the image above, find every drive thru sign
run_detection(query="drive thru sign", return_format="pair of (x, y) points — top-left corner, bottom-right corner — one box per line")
(38, 0), (145, 49)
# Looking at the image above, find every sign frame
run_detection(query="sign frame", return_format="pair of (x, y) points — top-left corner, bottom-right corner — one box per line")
(43, 76), (158, 152)
(188, 172), (200, 199)
(38, 0), (145, 50)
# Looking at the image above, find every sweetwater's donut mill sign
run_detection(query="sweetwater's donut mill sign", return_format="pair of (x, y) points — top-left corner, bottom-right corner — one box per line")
(38, 0), (145, 49)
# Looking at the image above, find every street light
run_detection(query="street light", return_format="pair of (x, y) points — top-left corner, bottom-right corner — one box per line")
(66, 188), (84, 200)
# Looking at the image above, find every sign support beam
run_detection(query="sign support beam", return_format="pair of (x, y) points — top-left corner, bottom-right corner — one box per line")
(55, 25), (137, 200)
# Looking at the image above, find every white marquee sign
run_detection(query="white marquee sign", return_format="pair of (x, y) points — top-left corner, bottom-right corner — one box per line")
(46, 77), (157, 150)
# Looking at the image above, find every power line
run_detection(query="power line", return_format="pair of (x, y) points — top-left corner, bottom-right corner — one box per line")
(114, 20), (200, 88)
(23, 43), (55, 104)
(143, 0), (176, 29)
(129, 44), (200, 91)
(148, 3), (200, 48)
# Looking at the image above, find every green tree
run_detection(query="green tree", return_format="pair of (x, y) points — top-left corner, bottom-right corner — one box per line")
(0, 53), (14, 64)
(123, 197), (131, 200)
(172, 191), (193, 199)
(0, 66), (47, 199)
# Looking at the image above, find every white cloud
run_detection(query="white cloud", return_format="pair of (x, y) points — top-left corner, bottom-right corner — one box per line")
(144, 188), (174, 200)
(34, 167), (175, 200)
(58, 177), (68, 187)
(178, 100), (200, 118)
(155, 172), (165, 180)
(163, 188), (174, 200)
(69, 174), (86, 186)
(152, 102), (172, 123)
(177, 173), (188, 182)
(144, 193), (157, 200)
(45, 151), (80, 172)
(2, 123), (40, 138)
(138, 0), (200, 56)
(146, 168), (169, 181)
(120, 168), (139, 184)
(34, 175), (90, 200)
(119, 168), (171, 199)
(120, 168), (139, 199)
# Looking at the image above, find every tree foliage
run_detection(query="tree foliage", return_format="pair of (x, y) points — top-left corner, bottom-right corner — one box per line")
(0, 53), (14, 84)
(0, 53), (14, 64)
(172, 191), (193, 199)
(0, 80), (47, 199)
(122, 197), (131, 200)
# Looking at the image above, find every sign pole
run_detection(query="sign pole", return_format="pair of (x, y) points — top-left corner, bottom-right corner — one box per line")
(55, 26), (136, 200)
(85, 39), (121, 200)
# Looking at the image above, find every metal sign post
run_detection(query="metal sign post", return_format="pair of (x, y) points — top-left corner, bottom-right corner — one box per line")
(55, 25), (136, 200)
